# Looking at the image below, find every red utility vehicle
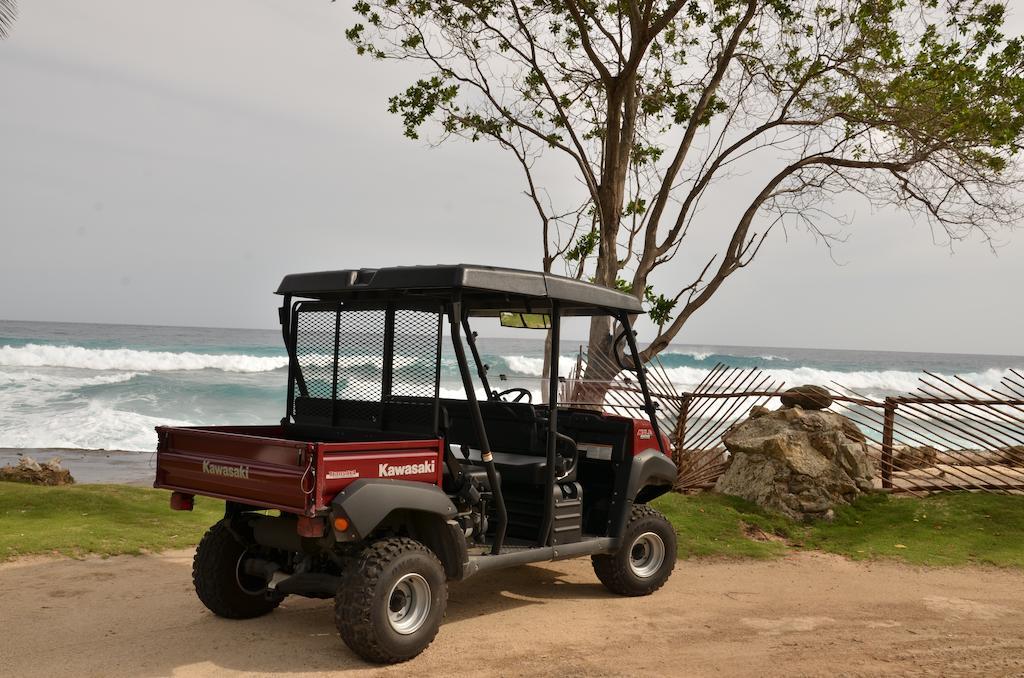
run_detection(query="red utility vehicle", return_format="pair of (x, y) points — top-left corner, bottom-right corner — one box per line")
(155, 265), (677, 663)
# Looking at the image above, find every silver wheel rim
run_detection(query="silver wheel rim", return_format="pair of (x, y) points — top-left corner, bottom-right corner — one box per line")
(628, 532), (665, 578)
(387, 573), (431, 635)
(235, 550), (267, 595)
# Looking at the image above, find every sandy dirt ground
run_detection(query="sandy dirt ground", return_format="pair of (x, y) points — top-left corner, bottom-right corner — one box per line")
(3, 550), (1024, 678)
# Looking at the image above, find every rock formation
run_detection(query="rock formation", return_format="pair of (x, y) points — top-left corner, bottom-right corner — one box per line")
(780, 385), (833, 410)
(0, 456), (75, 485)
(892, 445), (939, 471)
(715, 404), (875, 521)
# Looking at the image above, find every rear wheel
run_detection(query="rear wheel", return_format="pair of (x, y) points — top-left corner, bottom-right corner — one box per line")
(592, 504), (676, 596)
(335, 537), (447, 664)
(193, 520), (283, 619)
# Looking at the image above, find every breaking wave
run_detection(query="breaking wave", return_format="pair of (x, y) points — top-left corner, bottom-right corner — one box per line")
(502, 355), (545, 375)
(0, 367), (189, 451)
(662, 365), (1013, 395)
(499, 355), (581, 377)
(660, 349), (789, 364)
(0, 370), (140, 389)
(663, 350), (713, 361)
(0, 344), (287, 373)
(0, 401), (191, 452)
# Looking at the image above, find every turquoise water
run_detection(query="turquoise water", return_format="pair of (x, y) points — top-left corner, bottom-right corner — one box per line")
(0, 319), (1020, 452)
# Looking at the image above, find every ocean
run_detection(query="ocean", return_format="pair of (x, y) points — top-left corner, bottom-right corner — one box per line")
(0, 319), (1021, 454)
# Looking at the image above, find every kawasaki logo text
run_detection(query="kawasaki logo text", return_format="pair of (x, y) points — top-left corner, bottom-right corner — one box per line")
(202, 460), (250, 479)
(378, 460), (436, 478)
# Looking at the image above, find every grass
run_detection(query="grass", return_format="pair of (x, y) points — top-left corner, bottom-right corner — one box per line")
(0, 482), (222, 561)
(804, 492), (1024, 568)
(3, 481), (1024, 568)
(654, 490), (1024, 568)
(651, 492), (796, 559)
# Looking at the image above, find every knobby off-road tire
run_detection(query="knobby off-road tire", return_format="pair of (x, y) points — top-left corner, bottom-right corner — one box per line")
(593, 504), (677, 596)
(335, 537), (447, 664)
(193, 520), (283, 619)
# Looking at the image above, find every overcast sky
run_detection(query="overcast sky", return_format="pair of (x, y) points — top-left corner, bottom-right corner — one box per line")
(1, 0), (1022, 355)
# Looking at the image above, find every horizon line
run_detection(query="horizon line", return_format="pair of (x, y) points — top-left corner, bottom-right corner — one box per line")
(1, 317), (1023, 360)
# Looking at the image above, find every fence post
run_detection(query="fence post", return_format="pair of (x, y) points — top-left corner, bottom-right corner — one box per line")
(672, 394), (692, 467)
(881, 398), (896, 489)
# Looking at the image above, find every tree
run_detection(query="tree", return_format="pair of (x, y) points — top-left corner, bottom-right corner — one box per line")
(346, 0), (1024, 392)
(0, 0), (16, 40)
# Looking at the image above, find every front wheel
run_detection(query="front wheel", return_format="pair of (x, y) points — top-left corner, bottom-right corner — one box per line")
(335, 537), (447, 664)
(592, 504), (677, 596)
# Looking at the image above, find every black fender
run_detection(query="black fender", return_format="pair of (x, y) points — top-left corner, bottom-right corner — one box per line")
(331, 478), (457, 538)
(331, 479), (467, 579)
(610, 449), (676, 539)
(626, 448), (677, 503)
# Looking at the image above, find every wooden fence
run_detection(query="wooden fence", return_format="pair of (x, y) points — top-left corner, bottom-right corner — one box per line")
(564, 354), (1024, 496)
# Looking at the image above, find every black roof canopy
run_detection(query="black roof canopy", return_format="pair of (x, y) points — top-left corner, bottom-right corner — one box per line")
(276, 264), (643, 315)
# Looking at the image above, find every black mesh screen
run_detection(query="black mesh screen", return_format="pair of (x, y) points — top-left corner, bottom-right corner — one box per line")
(386, 309), (443, 433)
(290, 303), (441, 434)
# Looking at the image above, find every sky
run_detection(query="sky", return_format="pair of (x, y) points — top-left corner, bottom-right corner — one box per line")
(1, 0), (1022, 356)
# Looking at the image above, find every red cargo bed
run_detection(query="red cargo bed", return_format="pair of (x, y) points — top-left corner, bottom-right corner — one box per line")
(154, 425), (444, 516)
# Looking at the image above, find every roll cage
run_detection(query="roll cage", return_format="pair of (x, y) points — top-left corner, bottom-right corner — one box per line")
(275, 265), (666, 554)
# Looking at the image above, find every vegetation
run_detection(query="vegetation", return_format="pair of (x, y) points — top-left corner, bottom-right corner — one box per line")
(0, 482), (221, 561)
(804, 492), (1024, 568)
(653, 491), (795, 559)
(2, 482), (1023, 568)
(346, 0), (1024, 385)
(0, 0), (15, 40)
(654, 491), (1024, 568)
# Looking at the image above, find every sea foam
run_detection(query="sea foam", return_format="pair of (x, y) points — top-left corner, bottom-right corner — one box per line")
(0, 367), (187, 451)
(662, 350), (713, 361)
(0, 370), (140, 389)
(0, 344), (287, 373)
(500, 355), (582, 377)
(0, 400), (191, 451)
(661, 365), (1013, 396)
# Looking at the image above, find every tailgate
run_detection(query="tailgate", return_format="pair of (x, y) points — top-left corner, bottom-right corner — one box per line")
(155, 426), (314, 515)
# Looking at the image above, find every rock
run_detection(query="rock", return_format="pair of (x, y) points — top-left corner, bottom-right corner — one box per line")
(715, 406), (875, 522)
(999, 445), (1024, 466)
(0, 456), (75, 486)
(892, 445), (938, 471)
(749, 405), (771, 419)
(780, 385), (833, 410)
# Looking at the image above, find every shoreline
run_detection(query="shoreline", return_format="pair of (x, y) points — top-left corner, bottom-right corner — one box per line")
(0, 448), (154, 485)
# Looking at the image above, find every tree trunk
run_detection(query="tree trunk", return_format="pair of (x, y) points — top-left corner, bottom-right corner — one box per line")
(540, 327), (553, 404)
(571, 76), (643, 409)
(573, 315), (619, 410)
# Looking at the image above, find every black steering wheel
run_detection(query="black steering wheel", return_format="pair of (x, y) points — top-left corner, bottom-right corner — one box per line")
(494, 387), (533, 404)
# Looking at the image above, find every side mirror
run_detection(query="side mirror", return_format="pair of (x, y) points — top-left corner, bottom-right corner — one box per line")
(614, 328), (639, 372)
(499, 312), (551, 330)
